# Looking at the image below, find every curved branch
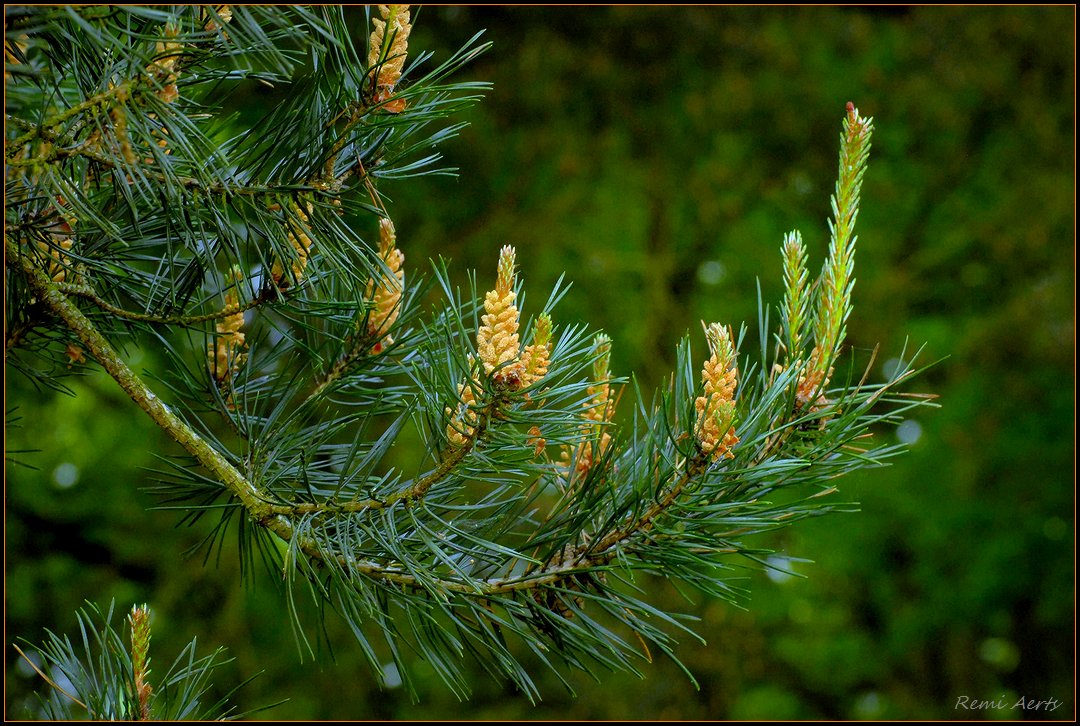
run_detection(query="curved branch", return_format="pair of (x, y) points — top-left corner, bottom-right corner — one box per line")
(56, 283), (271, 326)
(284, 518), (617, 596)
(267, 404), (495, 516)
(8, 233), (278, 529)
(276, 440), (702, 597)
(10, 233), (593, 600)
(587, 472), (694, 559)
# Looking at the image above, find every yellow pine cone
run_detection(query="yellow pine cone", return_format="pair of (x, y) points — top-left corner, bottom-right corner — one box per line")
(368, 5), (411, 111)
(203, 5), (232, 33)
(65, 344), (86, 366)
(149, 23), (183, 104)
(270, 200), (315, 288)
(560, 429), (612, 479)
(695, 323), (739, 461)
(365, 217), (405, 353)
(477, 245), (523, 386)
(41, 198), (78, 283)
(111, 106), (136, 165)
(585, 380), (611, 425)
(209, 268), (247, 384)
(527, 426), (546, 457)
(571, 382), (613, 473)
(520, 313), (553, 388)
(584, 333), (612, 424)
(128, 605), (153, 721)
(561, 334), (615, 480)
(141, 117), (172, 165)
(445, 379), (478, 447)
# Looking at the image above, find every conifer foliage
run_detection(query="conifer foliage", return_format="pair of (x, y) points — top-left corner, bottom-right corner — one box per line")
(6, 5), (932, 710)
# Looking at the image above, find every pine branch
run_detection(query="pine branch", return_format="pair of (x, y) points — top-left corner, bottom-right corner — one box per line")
(5, 80), (136, 158)
(8, 233), (594, 597)
(55, 282), (274, 326)
(7, 3), (934, 698)
(7, 233), (277, 528)
(265, 404), (491, 516)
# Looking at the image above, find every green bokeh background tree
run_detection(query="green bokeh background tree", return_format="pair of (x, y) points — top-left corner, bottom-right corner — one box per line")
(6, 6), (1073, 720)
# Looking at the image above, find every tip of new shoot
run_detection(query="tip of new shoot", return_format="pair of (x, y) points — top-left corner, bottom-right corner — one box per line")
(702, 322), (734, 367)
(591, 333), (611, 382)
(534, 313), (553, 347)
(496, 245), (516, 295)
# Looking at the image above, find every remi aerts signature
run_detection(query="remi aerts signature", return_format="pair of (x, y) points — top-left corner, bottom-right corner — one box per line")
(955, 696), (1064, 713)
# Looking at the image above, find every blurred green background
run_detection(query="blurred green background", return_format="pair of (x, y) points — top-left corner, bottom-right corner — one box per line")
(6, 6), (1074, 720)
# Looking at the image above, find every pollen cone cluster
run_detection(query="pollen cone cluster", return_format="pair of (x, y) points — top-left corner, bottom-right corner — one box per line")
(365, 217), (405, 353)
(202, 5), (232, 34)
(367, 5), (411, 112)
(520, 312), (553, 389)
(477, 245), (523, 386)
(38, 237), (73, 283)
(446, 247), (551, 448)
(142, 17), (201, 162)
(142, 115), (173, 166)
(445, 375), (478, 448)
(148, 23), (183, 104)
(37, 198), (76, 283)
(209, 267), (247, 385)
(270, 199), (315, 288)
(562, 334), (615, 479)
(695, 323), (739, 461)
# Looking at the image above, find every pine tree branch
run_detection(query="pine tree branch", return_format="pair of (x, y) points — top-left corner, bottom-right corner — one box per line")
(274, 441), (707, 596)
(16, 129), (323, 198)
(587, 471), (694, 559)
(267, 403), (495, 515)
(5, 80), (136, 158)
(7, 233), (278, 529)
(8, 232), (601, 599)
(11, 221), (918, 627)
(55, 282), (273, 326)
(8, 109), (340, 199)
(292, 532), (610, 596)
(8, 9), (919, 691)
